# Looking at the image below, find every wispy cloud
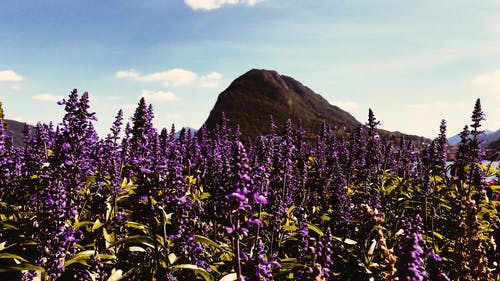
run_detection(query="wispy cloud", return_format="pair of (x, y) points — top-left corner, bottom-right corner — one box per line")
(140, 90), (180, 102)
(407, 101), (449, 110)
(166, 113), (183, 120)
(184, 0), (264, 10)
(200, 72), (223, 88)
(10, 85), (23, 91)
(116, 68), (222, 88)
(472, 68), (500, 98)
(407, 100), (470, 111)
(0, 70), (23, 82)
(121, 103), (137, 110)
(330, 100), (359, 111)
(116, 69), (140, 79)
(32, 93), (64, 102)
(106, 96), (123, 101)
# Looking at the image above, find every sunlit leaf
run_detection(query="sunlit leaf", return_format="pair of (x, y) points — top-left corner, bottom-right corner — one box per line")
(306, 223), (324, 236)
(219, 273), (237, 281)
(170, 264), (214, 281)
(0, 252), (29, 263)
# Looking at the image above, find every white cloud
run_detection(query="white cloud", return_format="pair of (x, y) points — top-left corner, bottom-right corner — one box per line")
(407, 100), (471, 111)
(184, 0), (263, 10)
(116, 69), (140, 79)
(10, 85), (23, 91)
(407, 101), (449, 110)
(122, 103), (137, 110)
(330, 100), (359, 111)
(200, 72), (222, 88)
(116, 68), (197, 86)
(166, 113), (183, 120)
(472, 68), (500, 98)
(32, 93), (64, 102)
(107, 96), (123, 101)
(116, 68), (222, 88)
(140, 90), (180, 102)
(0, 70), (23, 82)
(247, 0), (263, 5)
(140, 69), (197, 86)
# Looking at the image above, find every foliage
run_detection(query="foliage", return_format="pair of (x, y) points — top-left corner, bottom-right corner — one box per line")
(0, 92), (499, 281)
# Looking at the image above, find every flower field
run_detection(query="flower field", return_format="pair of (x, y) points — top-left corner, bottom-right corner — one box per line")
(0, 90), (499, 280)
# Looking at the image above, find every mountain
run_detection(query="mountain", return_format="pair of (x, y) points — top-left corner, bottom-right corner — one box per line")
(486, 138), (500, 159)
(448, 129), (500, 147)
(4, 119), (30, 147)
(202, 69), (428, 144)
(175, 127), (198, 139)
(447, 134), (462, 146)
(487, 138), (500, 150)
(203, 69), (360, 139)
(482, 130), (500, 147)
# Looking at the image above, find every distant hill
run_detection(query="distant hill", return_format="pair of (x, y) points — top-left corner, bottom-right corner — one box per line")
(487, 138), (500, 150)
(175, 127), (198, 139)
(4, 119), (30, 147)
(203, 69), (360, 139)
(448, 129), (500, 147)
(486, 138), (500, 159)
(202, 69), (428, 144)
(447, 129), (500, 159)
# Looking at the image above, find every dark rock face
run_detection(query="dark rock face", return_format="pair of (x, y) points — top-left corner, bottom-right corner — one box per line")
(202, 69), (360, 139)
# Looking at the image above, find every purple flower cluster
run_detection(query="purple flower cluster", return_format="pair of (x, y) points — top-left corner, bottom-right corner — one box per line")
(395, 215), (427, 281)
(0, 91), (498, 280)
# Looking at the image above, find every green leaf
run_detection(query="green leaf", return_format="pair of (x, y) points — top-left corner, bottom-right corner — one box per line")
(282, 225), (297, 232)
(432, 231), (444, 240)
(219, 273), (237, 281)
(103, 228), (115, 248)
(74, 220), (95, 230)
(108, 235), (155, 249)
(106, 269), (124, 281)
(0, 263), (45, 273)
(0, 252), (29, 263)
(170, 264), (214, 281)
(195, 235), (233, 254)
(343, 238), (358, 245)
(168, 253), (177, 265)
(489, 185), (500, 193)
(438, 202), (452, 211)
(92, 218), (105, 231)
(65, 250), (97, 267)
(128, 246), (147, 252)
(306, 223), (324, 236)
(125, 221), (149, 232)
(199, 192), (211, 200)
(106, 268), (136, 281)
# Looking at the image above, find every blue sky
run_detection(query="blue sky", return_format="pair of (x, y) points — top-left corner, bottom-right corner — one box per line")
(1, 0), (499, 138)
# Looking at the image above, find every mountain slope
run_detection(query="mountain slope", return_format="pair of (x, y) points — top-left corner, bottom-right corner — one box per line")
(448, 130), (500, 147)
(4, 119), (30, 147)
(202, 69), (428, 145)
(203, 69), (361, 139)
(448, 129), (500, 147)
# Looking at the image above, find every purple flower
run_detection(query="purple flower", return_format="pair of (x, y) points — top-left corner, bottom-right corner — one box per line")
(396, 215), (427, 281)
